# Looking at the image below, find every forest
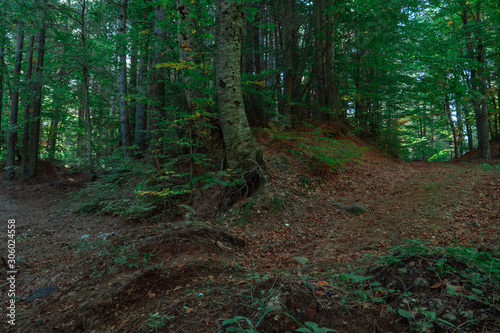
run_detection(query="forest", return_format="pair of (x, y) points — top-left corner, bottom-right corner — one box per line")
(1, 0), (500, 332)
(1, 0), (499, 178)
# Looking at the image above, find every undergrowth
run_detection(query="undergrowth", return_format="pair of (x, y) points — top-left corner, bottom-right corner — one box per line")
(220, 241), (499, 332)
(69, 156), (159, 219)
(269, 126), (366, 174)
(69, 153), (243, 220)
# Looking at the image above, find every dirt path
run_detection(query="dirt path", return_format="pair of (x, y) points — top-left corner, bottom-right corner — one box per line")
(235, 160), (500, 270)
(0, 159), (499, 332)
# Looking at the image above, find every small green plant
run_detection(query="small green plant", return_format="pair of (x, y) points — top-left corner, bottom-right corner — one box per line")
(271, 197), (284, 211)
(91, 267), (102, 278)
(245, 273), (271, 282)
(147, 313), (174, 330)
(66, 240), (156, 270)
(219, 316), (260, 333)
(414, 309), (456, 330)
(65, 240), (107, 251)
(112, 246), (156, 269)
(340, 272), (373, 284)
(425, 182), (438, 191)
(479, 163), (500, 172)
(242, 199), (256, 218)
(300, 176), (311, 189)
(296, 321), (337, 333)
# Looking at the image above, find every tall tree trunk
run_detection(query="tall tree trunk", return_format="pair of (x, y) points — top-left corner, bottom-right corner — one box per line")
(49, 52), (64, 160)
(445, 97), (458, 159)
(20, 35), (36, 177)
(149, 5), (167, 156)
(326, 1), (340, 119)
(314, 0), (326, 110)
(177, 0), (203, 111)
(461, 2), (490, 159)
(242, 5), (265, 127)
(0, 45), (4, 151)
(487, 81), (497, 138)
(81, 0), (93, 165)
(474, 5), (490, 159)
(463, 102), (475, 152)
(6, 21), (24, 180)
(119, 0), (130, 155)
(27, 19), (47, 178)
(251, 20), (265, 126)
(456, 101), (465, 156)
(496, 86), (500, 136)
(282, 0), (299, 124)
(134, 50), (147, 151)
(215, 0), (263, 170)
(129, 43), (137, 137)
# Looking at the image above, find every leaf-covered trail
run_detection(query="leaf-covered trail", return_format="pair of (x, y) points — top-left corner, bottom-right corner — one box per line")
(0, 159), (499, 332)
(234, 161), (500, 271)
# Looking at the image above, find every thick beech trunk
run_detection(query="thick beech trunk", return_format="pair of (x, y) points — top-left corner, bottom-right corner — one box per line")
(215, 0), (262, 170)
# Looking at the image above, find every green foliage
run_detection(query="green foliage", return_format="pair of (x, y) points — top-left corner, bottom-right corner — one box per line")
(112, 245), (155, 269)
(273, 127), (366, 174)
(296, 322), (337, 333)
(478, 163), (500, 172)
(66, 239), (156, 270)
(372, 125), (403, 158)
(381, 241), (500, 284)
(220, 316), (259, 333)
(71, 156), (159, 219)
(220, 285), (335, 333)
(340, 272), (373, 284)
(147, 313), (174, 330)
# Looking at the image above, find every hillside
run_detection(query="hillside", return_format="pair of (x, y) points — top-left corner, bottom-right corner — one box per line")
(1, 126), (499, 332)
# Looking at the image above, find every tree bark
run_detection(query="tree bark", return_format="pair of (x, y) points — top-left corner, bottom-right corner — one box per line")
(314, 0), (326, 110)
(177, 0), (203, 111)
(241, 4), (265, 127)
(445, 97), (458, 159)
(456, 101), (465, 156)
(0, 45), (4, 151)
(27, 19), (47, 178)
(119, 0), (130, 155)
(149, 5), (167, 156)
(48, 35), (67, 161)
(81, 0), (93, 165)
(6, 21), (24, 180)
(134, 50), (148, 151)
(474, 5), (490, 159)
(461, 2), (490, 159)
(463, 102), (474, 152)
(20, 35), (36, 177)
(215, 0), (263, 170)
(129, 43), (137, 137)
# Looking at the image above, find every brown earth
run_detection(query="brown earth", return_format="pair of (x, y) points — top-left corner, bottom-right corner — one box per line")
(0, 128), (499, 332)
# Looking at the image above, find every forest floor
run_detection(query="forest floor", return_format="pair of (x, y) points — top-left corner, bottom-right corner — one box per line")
(1, 125), (499, 332)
